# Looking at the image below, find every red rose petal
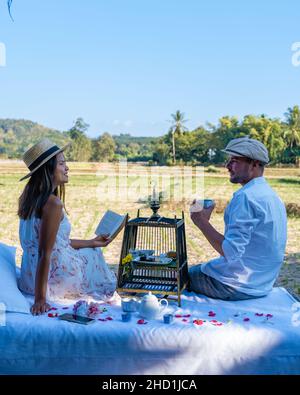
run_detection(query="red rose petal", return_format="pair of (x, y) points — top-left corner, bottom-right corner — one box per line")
(210, 320), (223, 326)
(175, 314), (182, 318)
(243, 317), (250, 322)
(183, 314), (191, 318)
(105, 316), (113, 321)
(182, 318), (189, 322)
(137, 319), (147, 325)
(193, 319), (204, 325)
(266, 314), (273, 318)
(255, 313), (264, 317)
(51, 307), (58, 310)
(208, 312), (216, 317)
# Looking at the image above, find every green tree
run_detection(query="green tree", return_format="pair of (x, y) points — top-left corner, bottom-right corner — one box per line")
(169, 110), (188, 164)
(209, 116), (244, 163)
(68, 117), (89, 138)
(283, 106), (300, 164)
(92, 132), (116, 162)
(66, 118), (92, 161)
(189, 127), (211, 163)
(242, 115), (285, 163)
(152, 142), (170, 165)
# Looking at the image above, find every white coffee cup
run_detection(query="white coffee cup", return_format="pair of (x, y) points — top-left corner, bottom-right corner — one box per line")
(190, 199), (214, 213)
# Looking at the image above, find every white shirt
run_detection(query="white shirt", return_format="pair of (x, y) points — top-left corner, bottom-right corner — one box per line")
(201, 177), (287, 296)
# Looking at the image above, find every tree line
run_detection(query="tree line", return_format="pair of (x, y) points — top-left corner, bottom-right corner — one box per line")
(64, 106), (300, 165)
(0, 106), (300, 166)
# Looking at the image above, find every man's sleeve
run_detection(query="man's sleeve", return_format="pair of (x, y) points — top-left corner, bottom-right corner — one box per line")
(222, 194), (260, 261)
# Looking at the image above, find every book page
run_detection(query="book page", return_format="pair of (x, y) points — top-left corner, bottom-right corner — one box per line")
(95, 210), (127, 239)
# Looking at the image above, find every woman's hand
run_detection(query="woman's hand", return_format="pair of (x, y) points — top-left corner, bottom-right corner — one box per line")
(91, 233), (112, 248)
(31, 299), (51, 316)
(71, 234), (112, 249)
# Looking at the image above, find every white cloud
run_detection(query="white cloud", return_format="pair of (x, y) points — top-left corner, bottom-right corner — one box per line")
(124, 120), (133, 127)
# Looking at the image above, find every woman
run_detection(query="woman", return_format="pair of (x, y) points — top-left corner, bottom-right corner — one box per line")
(18, 138), (118, 315)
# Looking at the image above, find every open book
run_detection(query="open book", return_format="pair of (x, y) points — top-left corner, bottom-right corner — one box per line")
(95, 210), (127, 240)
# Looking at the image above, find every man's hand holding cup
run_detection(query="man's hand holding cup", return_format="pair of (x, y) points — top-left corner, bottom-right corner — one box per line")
(190, 199), (215, 228)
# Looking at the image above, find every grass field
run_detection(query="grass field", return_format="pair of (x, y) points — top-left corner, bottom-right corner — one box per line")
(1, 160), (299, 296)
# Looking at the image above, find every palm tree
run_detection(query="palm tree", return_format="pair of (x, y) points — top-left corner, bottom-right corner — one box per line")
(169, 110), (188, 164)
(283, 106), (300, 166)
(284, 106), (300, 149)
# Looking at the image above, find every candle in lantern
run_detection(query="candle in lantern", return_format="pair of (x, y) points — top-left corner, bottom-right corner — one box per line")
(152, 184), (158, 202)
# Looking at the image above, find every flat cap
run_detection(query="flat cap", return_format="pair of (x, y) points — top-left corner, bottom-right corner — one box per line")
(221, 136), (269, 164)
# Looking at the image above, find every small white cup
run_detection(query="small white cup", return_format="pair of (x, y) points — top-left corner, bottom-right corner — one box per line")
(190, 199), (214, 212)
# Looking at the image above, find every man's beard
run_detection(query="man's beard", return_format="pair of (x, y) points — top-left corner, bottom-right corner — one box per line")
(229, 172), (249, 184)
(229, 173), (241, 184)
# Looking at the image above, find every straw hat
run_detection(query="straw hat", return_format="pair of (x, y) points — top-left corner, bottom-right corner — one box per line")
(20, 138), (70, 181)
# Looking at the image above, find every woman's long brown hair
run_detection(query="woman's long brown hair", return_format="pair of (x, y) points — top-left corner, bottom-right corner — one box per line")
(18, 156), (66, 220)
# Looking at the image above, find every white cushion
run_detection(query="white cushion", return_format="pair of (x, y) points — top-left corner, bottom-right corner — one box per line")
(0, 242), (30, 314)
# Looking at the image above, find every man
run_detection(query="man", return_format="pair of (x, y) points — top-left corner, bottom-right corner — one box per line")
(189, 136), (287, 300)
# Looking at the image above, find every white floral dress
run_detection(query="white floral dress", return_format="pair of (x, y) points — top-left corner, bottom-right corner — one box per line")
(19, 212), (117, 302)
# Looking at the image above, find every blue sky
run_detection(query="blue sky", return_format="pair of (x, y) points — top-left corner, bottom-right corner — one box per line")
(0, 0), (300, 137)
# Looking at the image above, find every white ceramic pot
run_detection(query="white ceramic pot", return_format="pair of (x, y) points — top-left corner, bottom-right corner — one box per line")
(137, 292), (168, 320)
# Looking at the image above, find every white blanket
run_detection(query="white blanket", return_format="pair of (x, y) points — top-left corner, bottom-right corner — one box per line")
(1, 287), (300, 375)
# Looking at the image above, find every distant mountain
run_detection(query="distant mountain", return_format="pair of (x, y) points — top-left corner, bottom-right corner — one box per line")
(0, 119), (69, 158)
(112, 133), (158, 145)
(0, 119), (160, 160)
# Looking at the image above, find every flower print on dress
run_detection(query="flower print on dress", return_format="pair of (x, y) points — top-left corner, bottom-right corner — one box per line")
(19, 212), (117, 302)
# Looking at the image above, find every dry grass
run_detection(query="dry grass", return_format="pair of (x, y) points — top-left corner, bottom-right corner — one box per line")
(0, 160), (299, 296)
